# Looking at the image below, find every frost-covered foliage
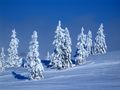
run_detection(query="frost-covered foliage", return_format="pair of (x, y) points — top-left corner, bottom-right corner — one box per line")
(78, 27), (87, 48)
(94, 24), (107, 54)
(26, 31), (44, 80)
(62, 27), (72, 68)
(50, 53), (63, 69)
(74, 27), (87, 65)
(0, 48), (5, 72)
(51, 21), (73, 69)
(51, 20), (65, 69)
(7, 29), (21, 67)
(86, 30), (92, 56)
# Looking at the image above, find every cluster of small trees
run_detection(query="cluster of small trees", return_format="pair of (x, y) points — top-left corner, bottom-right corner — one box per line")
(0, 20), (107, 80)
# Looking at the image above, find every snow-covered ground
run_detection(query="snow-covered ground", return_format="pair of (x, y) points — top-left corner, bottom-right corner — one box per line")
(0, 51), (120, 90)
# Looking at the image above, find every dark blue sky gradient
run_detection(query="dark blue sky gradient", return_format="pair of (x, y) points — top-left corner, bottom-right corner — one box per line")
(0, 0), (120, 58)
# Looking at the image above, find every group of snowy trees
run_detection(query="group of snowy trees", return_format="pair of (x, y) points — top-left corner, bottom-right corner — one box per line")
(50, 21), (107, 68)
(50, 21), (72, 69)
(0, 29), (21, 70)
(0, 20), (107, 80)
(74, 23), (107, 65)
(0, 30), (44, 80)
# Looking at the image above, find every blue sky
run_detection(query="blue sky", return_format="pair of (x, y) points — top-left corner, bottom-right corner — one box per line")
(0, 0), (120, 59)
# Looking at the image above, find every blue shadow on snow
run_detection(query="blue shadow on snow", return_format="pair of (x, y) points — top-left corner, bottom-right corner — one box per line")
(12, 71), (29, 80)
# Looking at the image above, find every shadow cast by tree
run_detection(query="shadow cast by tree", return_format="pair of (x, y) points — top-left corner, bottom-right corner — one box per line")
(12, 71), (29, 80)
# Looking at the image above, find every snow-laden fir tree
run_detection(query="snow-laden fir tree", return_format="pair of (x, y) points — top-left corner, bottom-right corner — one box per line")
(62, 27), (72, 68)
(94, 23), (107, 54)
(86, 30), (92, 56)
(46, 52), (50, 60)
(74, 27), (87, 65)
(7, 29), (21, 67)
(0, 57), (2, 72)
(78, 27), (87, 48)
(26, 31), (44, 80)
(0, 48), (5, 71)
(51, 20), (64, 69)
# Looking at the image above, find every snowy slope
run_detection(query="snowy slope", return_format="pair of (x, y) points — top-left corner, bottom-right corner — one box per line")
(0, 51), (120, 90)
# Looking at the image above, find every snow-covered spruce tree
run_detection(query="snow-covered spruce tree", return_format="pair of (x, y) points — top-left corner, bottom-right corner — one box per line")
(46, 52), (50, 60)
(78, 27), (87, 48)
(26, 31), (44, 80)
(51, 20), (64, 69)
(86, 30), (92, 56)
(0, 57), (2, 72)
(94, 23), (107, 54)
(62, 27), (72, 68)
(0, 48), (5, 71)
(74, 27), (87, 65)
(7, 29), (21, 67)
